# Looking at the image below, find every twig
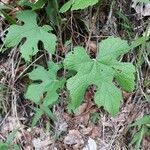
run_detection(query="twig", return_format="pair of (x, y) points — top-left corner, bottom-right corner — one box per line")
(86, 5), (100, 52)
(14, 54), (44, 83)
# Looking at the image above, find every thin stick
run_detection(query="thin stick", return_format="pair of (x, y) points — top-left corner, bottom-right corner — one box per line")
(14, 54), (44, 83)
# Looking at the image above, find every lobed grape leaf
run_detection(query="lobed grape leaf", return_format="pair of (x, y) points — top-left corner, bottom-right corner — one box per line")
(59, 0), (99, 13)
(4, 10), (56, 61)
(25, 62), (64, 106)
(64, 37), (135, 116)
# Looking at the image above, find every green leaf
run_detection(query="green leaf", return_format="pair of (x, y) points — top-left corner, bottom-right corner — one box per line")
(59, 0), (74, 13)
(6, 129), (18, 144)
(18, 0), (46, 10)
(45, 1), (59, 26)
(31, 108), (43, 127)
(64, 37), (135, 116)
(59, 0), (99, 13)
(112, 63), (135, 91)
(31, 0), (47, 10)
(130, 116), (150, 127)
(0, 10), (16, 24)
(25, 62), (64, 105)
(130, 36), (149, 49)
(30, 105), (57, 127)
(71, 0), (99, 10)
(4, 10), (56, 61)
(13, 144), (21, 150)
(136, 0), (150, 4)
(0, 3), (10, 10)
(95, 82), (122, 116)
(90, 112), (100, 123)
(41, 105), (57, 121)
(97, 37), (130, 63)
(18, 0), (32, 6)
(130, 126), (148, 150)
(0, 143), (8, 150)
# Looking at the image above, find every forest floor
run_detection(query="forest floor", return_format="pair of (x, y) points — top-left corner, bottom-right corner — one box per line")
(0, 0), (150, 150)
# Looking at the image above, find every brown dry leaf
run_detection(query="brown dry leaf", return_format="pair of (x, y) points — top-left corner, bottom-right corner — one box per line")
(75, 103), (88, 116)
(90, 124), (102, 139)
(22, 129), (32, 149)
(25, 146), (32, 150)
(88, 41), (97, 54)
(32, 137), (52, 150)
(143, 136), (150, 150)
(81, 126), (93, 135)
(74, 113), (90, 126)
(122, 91), (131, 100)
(64, 130), (84, 149)
(113, 103), (133, 124)
(85, 89), (95, 101)
(75, 102), (94, 116)
(19, 127), (52, 150)
(72, 102), (94, 126)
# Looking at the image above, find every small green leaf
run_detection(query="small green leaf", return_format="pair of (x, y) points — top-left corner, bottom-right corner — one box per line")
(59, 0), (74, 13)
(71, 0), (99, 10)
(42, 105), (57, 121)
(18, 0), (32, 6)
(0, 143), (8, 150)
(13, 144), (21, 150)
(130, 126), (148, 150)
(45, 1), (60, 26)
(64, 37), (135, 116)
(130, 116), (150, 149)
(90, 112), (100, 123)
(0, 3), (10, 10)
(25, 62), (64, 105)
(136, 0), (150, 4)
(59, 0), (99, 13)
(4, 10), (56, 61)
(6, 129), (18, 144)
(31, 0), (47, 10)
(130, 116), (150, 127)
(18, 0), (46, 10)
(31, 108), (43, 127)
(130, 36), (149, 49)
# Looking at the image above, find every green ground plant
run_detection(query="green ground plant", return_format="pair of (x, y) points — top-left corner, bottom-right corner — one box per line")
(1, 0), (147, 123)
(0, 130), (20, 150)
(0, 0), (149, 149)
(130, 116), (150, 150)
(64, 38), (135, 116)
(4, 10), (56, 61)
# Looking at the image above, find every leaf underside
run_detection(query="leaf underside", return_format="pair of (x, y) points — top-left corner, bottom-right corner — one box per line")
(64, 37), (135, 116)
